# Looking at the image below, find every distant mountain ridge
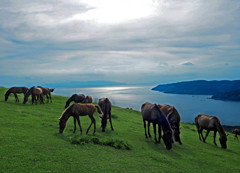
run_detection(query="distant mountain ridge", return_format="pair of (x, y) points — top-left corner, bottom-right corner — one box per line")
(211, 89), (240, 101)
(152, 80), (240, 95)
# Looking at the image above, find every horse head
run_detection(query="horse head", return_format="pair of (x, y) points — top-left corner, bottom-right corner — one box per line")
(59, 118), (67, 133)
(163, 130), (173, 150)
(219, 135), (227, 149)
(4, 94), (9, 102)
(155, 104), (173, 150)
(171, 123), (182, 144)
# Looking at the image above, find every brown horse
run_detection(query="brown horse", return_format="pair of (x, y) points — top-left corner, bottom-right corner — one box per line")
(158, 104), (182, 145)
(141, 102), (173, 150)
(23, 86), (44, 104)
(65, 94), (85, 108)
(83, 96), (93, 103)
(4, 87), (28, 102)
(98, 98), (114, 132)
(37, 86), (54, 103)
(59, 103), (103, 134)
(195, 114), (227, 149)
(232, 128), (240, 140)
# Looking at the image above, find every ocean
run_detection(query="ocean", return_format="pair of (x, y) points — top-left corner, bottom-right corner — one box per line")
(54, 86), (240, 126)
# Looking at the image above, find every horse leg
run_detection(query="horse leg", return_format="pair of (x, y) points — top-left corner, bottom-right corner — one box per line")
(76, 116), (82, 135)
(109, 111), (114, 131)
(158, 124), (161, 143)
(73, 117), (77, 133)
(86, 115), (96, 135)
(199, 128), (204, 142)
(39, 95), (43, 104)
(153, 123), (157, 144)
(143, 120), (148, 138)
(31, 95), (35, 104)
(14, 93), (18, 102)
(49, 93), (52, 103)
(213, 130), (217, 145)
(203, 130), (210, 143)
(147, 122), (151, 138)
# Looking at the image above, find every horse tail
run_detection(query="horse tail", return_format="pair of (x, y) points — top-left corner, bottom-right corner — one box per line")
(95, 105), (103, 115)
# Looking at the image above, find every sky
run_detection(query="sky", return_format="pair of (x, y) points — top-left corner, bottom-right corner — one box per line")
(0, 0), (240, 86)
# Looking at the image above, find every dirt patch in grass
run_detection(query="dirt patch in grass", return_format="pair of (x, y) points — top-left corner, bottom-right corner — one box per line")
(71, 136), (131, 150)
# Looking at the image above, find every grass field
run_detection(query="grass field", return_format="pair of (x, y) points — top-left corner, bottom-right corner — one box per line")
(0, 87), (239, 173)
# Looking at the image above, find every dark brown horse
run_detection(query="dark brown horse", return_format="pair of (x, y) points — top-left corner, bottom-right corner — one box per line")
(23, 86), (44, 104)
(37, 86), (54, 103)
(4, 87), (28, 102)
(59, 103), (103, 135)
(232, 128), (240, 140)
(141, 102), (173, 150)
(83, 96), (93, 103)
(65, 94), (85, 108)
(195, 114), (227, 149)
(98, 98), (114, 132)
(158, 104), (182, 145)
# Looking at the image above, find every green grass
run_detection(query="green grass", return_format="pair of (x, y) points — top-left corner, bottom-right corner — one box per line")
(0, 86), (239, 173)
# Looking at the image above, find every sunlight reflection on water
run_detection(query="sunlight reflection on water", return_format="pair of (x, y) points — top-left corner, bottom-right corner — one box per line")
(54, 86), (240, 125)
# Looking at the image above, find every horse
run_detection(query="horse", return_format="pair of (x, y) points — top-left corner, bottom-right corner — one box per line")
(232, 128), (240, 140)
(141, 102), (173, 150)
(23, 86), (44, 104)
(98, 98), (114, 132)
(158, 104), (182, 145)
(65, 94), (85, 108)
(59, 103), (103, 135)
(83, 96), (93, 103)
(37, 86), (54, 103)
(4, 87), (28, 102)
(195, 114), (227, 149)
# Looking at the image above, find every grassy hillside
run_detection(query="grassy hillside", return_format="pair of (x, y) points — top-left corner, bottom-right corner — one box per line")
(0, 87), (239, 173)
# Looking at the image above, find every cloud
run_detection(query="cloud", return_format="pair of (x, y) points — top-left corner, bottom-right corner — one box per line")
(0, 0), (240, 85)
(181, 62), (194, 66)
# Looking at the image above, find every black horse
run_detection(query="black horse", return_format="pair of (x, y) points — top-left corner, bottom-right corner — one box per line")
(5, 87), (28, 102)
(65, 94), (85, 108)
(141, 102), (173, 150)
(98, 98), (114, 132)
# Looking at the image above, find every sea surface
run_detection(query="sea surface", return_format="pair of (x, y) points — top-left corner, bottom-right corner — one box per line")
(54, 86), (240, 126)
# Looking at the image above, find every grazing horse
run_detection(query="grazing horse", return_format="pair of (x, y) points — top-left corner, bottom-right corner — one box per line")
(65, 94), (85, 108)
(23, 87), (44, 104)
(4, 87), (28, 102)
(83, 96), (93, 103)
(232, 128), (240, 140)
(141, 102), (173, 150)
(195, 114), (227, 149)
(37, 86), (54, 103)
(98, 98), (114, 132)
(59, 103), (103, 135)
(158, 104), (182, 145)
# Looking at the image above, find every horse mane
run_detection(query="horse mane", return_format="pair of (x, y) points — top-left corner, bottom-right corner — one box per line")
(214, 117), (226, 137)
(155, 104), (172, 131)
(59, 107), (70, 120)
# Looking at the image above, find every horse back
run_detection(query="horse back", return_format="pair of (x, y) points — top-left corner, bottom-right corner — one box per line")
(73, 103), (96, 116)
(195, 114), (217, 130)
(141, 102), (160, 123)
(159, 104), (180, 128)
(98, 98), (111, 114)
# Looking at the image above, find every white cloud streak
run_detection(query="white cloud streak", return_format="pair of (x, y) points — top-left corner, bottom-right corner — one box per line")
(0, 0), (240, 84)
